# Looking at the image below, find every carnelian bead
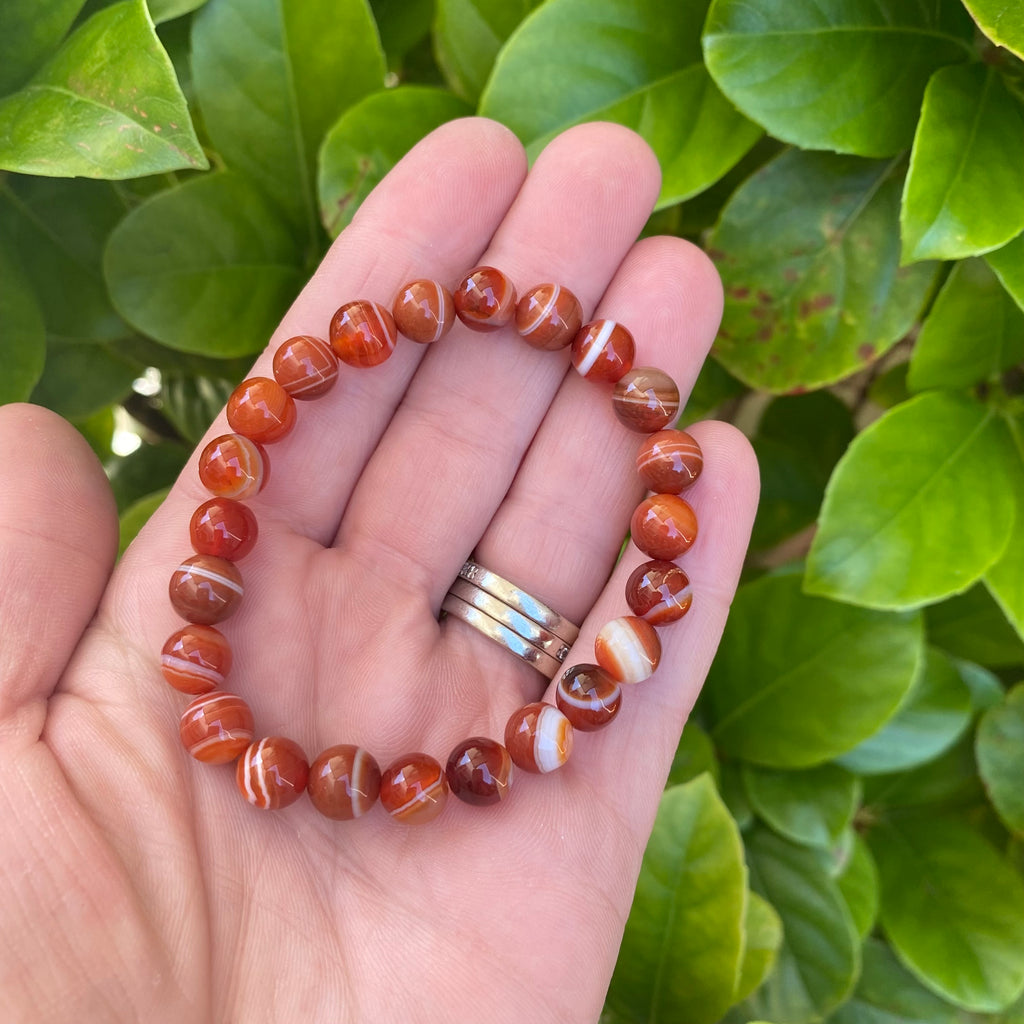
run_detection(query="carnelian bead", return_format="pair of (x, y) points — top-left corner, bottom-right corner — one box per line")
(612, 367), (680, 433)
(379, 753), (449, 824)
(307, 744), (381, 820)
(237, 737), (309, 810)
(626, 559), (693, 625)
(198, 434), (268, 500)
(161, 624), (232, 694)
(226, 377), (297, 444)
(330, 299), (398, 367)
(571, 320), (635, 382)
(169, 554), (243, 625)
(272, 335), (338, 399)
(630, 494), (698, 561)
(594, 616), (661, 684)
(445, 737), (514, 806)
(179, 691), (254, 764)
(515, 283), (583, 350)
(392, 278), (455, 344)
(636, 429), (703, 493)
(189, 497), (258, 561)
(556, 664), (622, 731)
(504, 702), (574, 774)
(453, 266), (517, 332)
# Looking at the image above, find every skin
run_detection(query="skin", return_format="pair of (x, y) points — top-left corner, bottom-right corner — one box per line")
(0, 119), (758, 1024)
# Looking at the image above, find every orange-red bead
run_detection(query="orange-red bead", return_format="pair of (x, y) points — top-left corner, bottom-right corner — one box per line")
(179, 691), (254, 764)
(504, 702), (574, 774)
(453, 266), (517, 332)
(612, 367), (681, 433)
(594, 616), (661, 684)
(307, 744), (382, 820)
(169, 554), (243, 625)
(198, 434), (268, 500)
(571, 320), (635, 382)
(226, 377), (297, 445)
(161, 623), (232, 694)
(330, 299), (398, 367)
(272, 335), (338, 399)
(630, 494), (698, 561)
(636, 429), (703, 493)
(445, 737), (514, 806)
(626, 559), (693, 625)
(515, 283), (583, 350)
(237, 737), (309, 810)
(379, 753), (449, 824)
(392, 278), (455, 343)
(189, 497), (258, 561)
(556, 664), (622, 731)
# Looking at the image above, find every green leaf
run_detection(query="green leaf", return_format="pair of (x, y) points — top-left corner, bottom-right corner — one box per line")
(371, 0), (434, 70)
(977, 684), (1024, 836)
(758, 392), (855, 479)
(317, 85), (471, 238)
(709, 151), (939, 393)
(703, 0), (975, 157)
(29, 340), (137, 419)
(191, 0), (384, 240)
(0, 0), (85, 95)
(987, 233), (1024, 313)
(667, 721), (719, 787)
(108, 438), (189, 511)
(743, 828), (860, 1023)
(734, 891), (783, 1005)
(159, 373), (234, 444)
(927, 585), (1024, 668)
(902, 64), (1024, 263)
(104, 170), (304, 355)
(706, 572), (923, 768)
(836, 647), (972, 775)
(743, 764), (860, 849)
(909, 259), (1024, 392)
(0, 238), (46, 402)
(863, 735), (984, 813)
(148, 0), (208, 22)
(963, 0), (1024, 59)
(836, 833), (879, 941)
(606, 775), (747, 1024)
(679, 355), (745, 425)
(827, 936), (966, 1024)
(118, 486), (169, 557)
(867, 363), (910, 411)
(720, 759), (754, 831)
(805, 393), (1017, 608)
(955, 658), (1005, 714)
(479, 0), (761, 208)
(432, 0), (538, 103)
(869, 814), (1024, 1012)
(985, 418), (1024, 639)
(0, 0), (206, 178)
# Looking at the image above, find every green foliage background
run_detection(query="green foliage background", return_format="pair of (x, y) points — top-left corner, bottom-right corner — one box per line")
(2, 0), (1024, 1020)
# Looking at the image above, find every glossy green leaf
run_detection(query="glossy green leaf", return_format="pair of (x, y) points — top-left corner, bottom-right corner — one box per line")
(734, 891), (783, 1005)
(977, 684), (1024, 836)
(0, 0), (206, 178)
(955, 658), (1005, 714)
(148, 0), (208, 22)
(827, 937), (965, 1024)
(806, 392), (1017, 608)
(742, 828), (860, 1023)
(985, 419), (1024, 639)
(863, 735), (984, 813)
(709, 151), (939, 392)
(0, 0), (85, 95)
(987, 233), (1024, 313)
(606, 775), (747, 1024)
(191, 0), (384, 238)
(743, 764), (860, 848)
(837, 647), (972, 775)
(29, 341), (136, 419)
(479, 0), (761, 208)
(909, 259), (1024, 392)
(927, 585), (1024, 668)
(836, 833), (879, 941)
(104, 171), (304, 355)
(0, 238), (46, 402)
(703, 0), (974, 157)
(118, 486), (169, 557)
(707, 572), (923, 767)
(667, 721), (719, 787)
(870, 814), (1024, 1012)
(433, 0), (538, 102)
(963, 0), (1024, 58)
(318, 85), (471, 238)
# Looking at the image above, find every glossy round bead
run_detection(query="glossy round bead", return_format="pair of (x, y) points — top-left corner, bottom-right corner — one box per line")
(504, 702), (574, 774)
(189, 497), (258, 561)
(198, 434), (269, 500)
(160, 623), (232, 695)
(307, 744), (382, 820)
(515, 283), (583, 350)
(630, 493), (698, 561)
(272, 335), (338, 400)
(445, 737), (514, 806)
(571, 320), (635, 382)
(626, 559), (693, 625)
(636, 429), (703, 493)
(556, 664), (623, 731)
(594, 616), (661, 684)
(379, 753), (449, 824)
(237, 737), (310, 810)
(453, 266), (517, 332)
(179, 691), (254, 764)
(168, 554), (243, 625)
(330, 299), (398, 367)
(612, 367), (681, 433)
(226, 377), (297, 445)
(392, 278), (455, 344)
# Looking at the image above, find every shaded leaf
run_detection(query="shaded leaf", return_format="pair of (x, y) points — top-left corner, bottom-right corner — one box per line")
(977, 683), (1024, 836)
(108, 438), (189, 511)
(985, 418), (1024, 639)
(863, 735), (984, 813)
(0, 237), (46, 402)
(148, 0), (208, 21)
(867, 363), (910, 411)
(836, 833), (879, 941)
(29, 341), (136, 419)
(963, 0), (1024, 58)
(679, 355), (745, 425)
(371, 0), (434, 70)
(667, 721), (719, 787)
(926, 585), (1024, 668)
(720, 759), (753, 831)
(734, 891), (783, 1005)
(987, 233), (1024, 313)
(955, 658), (1005, 714)
(118, 485), (169, 556)
(0, 0), (85, 95)
(159, 373), (234, 444)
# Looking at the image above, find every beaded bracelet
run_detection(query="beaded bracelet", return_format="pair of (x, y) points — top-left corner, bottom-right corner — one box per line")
(161, 266), (704, 824)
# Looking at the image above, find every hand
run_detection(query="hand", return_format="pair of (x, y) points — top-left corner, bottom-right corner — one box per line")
(0, 119), (758, 1023)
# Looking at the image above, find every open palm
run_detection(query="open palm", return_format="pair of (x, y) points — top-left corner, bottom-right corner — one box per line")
(0, 120), (757, 1024)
